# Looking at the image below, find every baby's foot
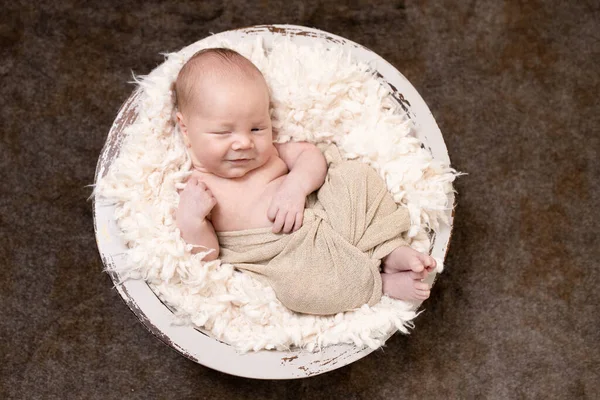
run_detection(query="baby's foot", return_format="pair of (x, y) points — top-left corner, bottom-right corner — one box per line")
(382, 246), (437, 274)
(381, 271), (431, 301)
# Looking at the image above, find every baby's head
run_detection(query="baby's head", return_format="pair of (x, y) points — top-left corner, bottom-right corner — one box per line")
(175, 48), (274, 179)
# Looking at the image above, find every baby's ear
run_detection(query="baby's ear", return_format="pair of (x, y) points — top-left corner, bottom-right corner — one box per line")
(176, 111), (187, 132)
(176, 112), (192, 148)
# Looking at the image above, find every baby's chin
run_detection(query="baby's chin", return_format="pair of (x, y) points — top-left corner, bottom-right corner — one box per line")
(192, 160), (255, 178)
(215, 163), (260, 179)
(219, 169), (250, 178)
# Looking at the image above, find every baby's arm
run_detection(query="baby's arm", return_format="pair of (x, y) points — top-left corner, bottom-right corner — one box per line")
(178, 218), (219, 260)
(275, 141), (328, 195)
(175, 177), (219, 261)
(268, 142), (328, 233)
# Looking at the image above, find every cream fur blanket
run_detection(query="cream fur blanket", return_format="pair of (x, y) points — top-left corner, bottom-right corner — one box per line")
(93, 35), (459, 353)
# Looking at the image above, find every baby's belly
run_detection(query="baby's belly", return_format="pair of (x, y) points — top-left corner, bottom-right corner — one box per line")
(212, 175), (287, 232)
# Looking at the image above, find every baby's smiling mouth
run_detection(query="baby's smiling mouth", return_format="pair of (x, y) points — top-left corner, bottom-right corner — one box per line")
(227, 158), (253, 163)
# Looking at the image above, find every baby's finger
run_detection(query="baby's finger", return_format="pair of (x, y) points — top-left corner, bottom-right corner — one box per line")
(206, 191), (216, 203)
(207, 196), (217, 210)
(204, 186), (214, 197)
(267, 204), (278, 221)
(293, 211), (304, 232)
(282, 212), (296, 233)
(272, 210), (286, 233)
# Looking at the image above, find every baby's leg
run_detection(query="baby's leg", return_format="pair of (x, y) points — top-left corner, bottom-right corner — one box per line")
(382, 245), (437, 274)
(381, 271), (431, 301)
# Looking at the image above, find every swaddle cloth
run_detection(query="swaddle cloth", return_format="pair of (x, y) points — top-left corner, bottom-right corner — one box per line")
(217, 144), (411, 315)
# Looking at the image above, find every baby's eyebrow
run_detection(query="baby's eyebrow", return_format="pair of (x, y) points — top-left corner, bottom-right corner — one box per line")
(210, 122), (234, 130)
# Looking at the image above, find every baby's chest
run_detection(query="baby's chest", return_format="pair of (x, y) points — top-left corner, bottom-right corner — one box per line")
(215, 184), (268, 210)
(210, 177), (284, 231)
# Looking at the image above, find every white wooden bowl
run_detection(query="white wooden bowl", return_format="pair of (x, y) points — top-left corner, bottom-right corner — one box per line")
(93, 24), (454, 379)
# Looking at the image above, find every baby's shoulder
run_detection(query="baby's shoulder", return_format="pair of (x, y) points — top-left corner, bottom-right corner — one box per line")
(188, 170), (223, 192)
(266, 150), (289, 173)
(273, 141), (324, 167)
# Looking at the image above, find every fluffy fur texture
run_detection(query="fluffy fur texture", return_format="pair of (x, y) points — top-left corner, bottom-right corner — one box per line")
(94, 35), (459, 353)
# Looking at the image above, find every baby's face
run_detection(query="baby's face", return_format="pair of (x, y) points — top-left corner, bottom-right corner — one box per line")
(178, 76), (274, 179)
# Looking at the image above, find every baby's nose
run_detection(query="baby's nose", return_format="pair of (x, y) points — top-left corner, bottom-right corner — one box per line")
(232, 133), (254, 150)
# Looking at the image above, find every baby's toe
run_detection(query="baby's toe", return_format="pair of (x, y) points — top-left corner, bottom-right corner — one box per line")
(430, 258), (438, 271)
(409, 258), (425, 273)
(414, 281), (430, 291)
(417, 253), (429, 265)
(409, 271), (427, 280)
(415, 289), (430, 300)
(430, 257), (437, 270)
(418, 254), (436, 272)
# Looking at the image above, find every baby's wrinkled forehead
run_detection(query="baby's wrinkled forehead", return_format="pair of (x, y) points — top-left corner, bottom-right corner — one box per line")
(175, 48), (268, 112)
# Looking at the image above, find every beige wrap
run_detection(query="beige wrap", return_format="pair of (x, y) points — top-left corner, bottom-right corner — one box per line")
(217, 144), (411, 315)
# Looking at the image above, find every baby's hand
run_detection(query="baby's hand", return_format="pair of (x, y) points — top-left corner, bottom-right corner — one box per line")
(176, 177), (217, 225)
(267, 180), (307, 233)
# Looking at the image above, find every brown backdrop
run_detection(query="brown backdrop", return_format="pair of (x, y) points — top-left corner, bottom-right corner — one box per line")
(1, 1), (598, 398)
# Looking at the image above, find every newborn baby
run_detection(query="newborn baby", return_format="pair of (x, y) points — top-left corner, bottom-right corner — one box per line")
(175, 48), (436, 315)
